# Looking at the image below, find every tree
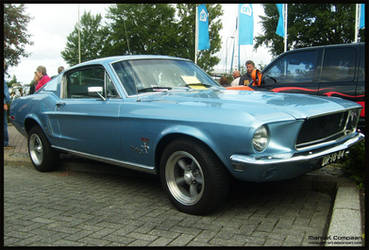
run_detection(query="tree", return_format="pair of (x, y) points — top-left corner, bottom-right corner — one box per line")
(4, 4), (33, 68)
(255, 4), (366, 57)
(103, 4), (179, 57)
(7, 75), (20, 87)
(61, 11), (108, 66)
(175, 4), (223, 73)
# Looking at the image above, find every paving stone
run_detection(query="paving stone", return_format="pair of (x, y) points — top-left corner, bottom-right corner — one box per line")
(193, 230), (217, 242)
(244, 236), (266, 246)
(53, 239), (85, 246)
(209, 237), (243, 246)
(89, 228), (118, 239)
(187, 240), (214, 246)
(128, 239), (151, 246)
(170, 225), (202, 236)
(78, 237), (113, 246)
(4, 155), (334, 247)
(264, 238), (284, 246)
(149, 229), (180, 239)
(149, 236), (173, 246)
(126, 232), (158, 242)
(169, 234), (195, 246)
(4, 236), (21, 245)
(63, 230), (95, 241)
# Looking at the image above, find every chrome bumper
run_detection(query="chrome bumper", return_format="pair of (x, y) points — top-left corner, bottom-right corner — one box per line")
(231, 133), (364, 166)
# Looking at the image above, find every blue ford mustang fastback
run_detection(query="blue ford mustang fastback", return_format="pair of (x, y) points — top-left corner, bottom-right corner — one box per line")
(10, 55), (364, 214)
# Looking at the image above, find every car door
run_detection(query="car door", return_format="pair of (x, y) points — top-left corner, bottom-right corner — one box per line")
(55, 65), (122, 159)
(318, 45), (358, 101)
(259, 48), (322, 94)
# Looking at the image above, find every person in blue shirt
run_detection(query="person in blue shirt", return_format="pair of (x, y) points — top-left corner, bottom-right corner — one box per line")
(4, 75), (11, 147)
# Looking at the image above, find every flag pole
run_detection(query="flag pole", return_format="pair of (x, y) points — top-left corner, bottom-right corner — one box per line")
(78, 5), (81, 64)
(355, 4), (359, 43)
(284, 4), (288, 52)
(195, 4), (198, 64)
(237, 7), (240, 71)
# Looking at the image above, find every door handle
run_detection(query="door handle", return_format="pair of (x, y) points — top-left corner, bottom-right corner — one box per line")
(56, 102), (66, 107)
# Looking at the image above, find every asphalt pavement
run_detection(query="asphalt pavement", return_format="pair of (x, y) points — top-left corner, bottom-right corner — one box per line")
(3, 124), (364, 247)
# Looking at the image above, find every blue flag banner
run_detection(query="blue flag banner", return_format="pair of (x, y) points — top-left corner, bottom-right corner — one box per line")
(198, 4), (210, 50)
(238, 4), (254, 45)
(359, 4), (365, 29)
(276, 4), (284, 37)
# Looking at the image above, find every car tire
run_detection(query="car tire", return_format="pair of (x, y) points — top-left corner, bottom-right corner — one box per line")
(28, 126), (58, 172)
(160, 138), (230, 215)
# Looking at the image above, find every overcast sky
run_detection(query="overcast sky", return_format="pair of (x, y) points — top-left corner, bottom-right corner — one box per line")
(7, 3), (273, 85)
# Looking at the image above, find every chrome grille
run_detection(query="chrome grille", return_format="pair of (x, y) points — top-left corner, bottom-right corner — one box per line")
(296, 111), (349, 149)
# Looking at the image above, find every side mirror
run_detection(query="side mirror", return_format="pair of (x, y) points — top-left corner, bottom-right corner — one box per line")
(262, 75), (277, 86)
(88, 86), (105, 101)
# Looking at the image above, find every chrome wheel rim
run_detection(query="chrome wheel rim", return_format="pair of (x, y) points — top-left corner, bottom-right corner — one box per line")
(165, 151), (205, 206)
(29, 134), (43, 166)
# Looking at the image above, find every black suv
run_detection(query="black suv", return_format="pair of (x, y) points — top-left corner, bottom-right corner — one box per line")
(258, 43), (365, 131)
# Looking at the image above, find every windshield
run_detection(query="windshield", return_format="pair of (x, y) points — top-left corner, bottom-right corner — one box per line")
(112, 59), (221, 95)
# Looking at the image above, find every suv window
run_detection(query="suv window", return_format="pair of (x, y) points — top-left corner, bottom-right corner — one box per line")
(266, 50), (318, 84)
(321, 47), (356, 82)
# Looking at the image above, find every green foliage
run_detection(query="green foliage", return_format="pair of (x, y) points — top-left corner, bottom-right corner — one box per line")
(176, 4), (223, 73)
(61, 4), (223, 72)
(8, 75), (20, 87)
(4, 4), (33, 68)
(255, 4), (366, 57)
(341, 139), (366, 189)
(61, 11), (108, 66)
(104, 4), (178, 57)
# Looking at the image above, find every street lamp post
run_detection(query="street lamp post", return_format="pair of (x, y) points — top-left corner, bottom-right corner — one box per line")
(225, 35), (235, 73)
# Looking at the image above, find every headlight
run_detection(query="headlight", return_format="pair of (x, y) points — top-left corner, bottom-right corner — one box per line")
(252, 125), (269, 152)
(345, 109), (360, 134)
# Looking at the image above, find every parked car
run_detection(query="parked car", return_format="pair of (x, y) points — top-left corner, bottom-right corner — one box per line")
(256, 43), (365, 131)
(9, 55), (364, 215)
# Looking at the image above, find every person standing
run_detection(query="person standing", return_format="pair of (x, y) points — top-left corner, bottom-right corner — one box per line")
(231, 70), (241, 87)
(4, 77), (12, 148)
(51, 66), (65, 79)
(239, 60), (262, 87)
(239, 60), (255, 86)
(57, 66), (64, 74)
(29, 72), (40, 94)
(35, 65), (51, 91)
(219, 75), (230, 87)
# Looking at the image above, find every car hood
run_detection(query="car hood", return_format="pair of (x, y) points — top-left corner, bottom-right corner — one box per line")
(138, 89), (360, 122)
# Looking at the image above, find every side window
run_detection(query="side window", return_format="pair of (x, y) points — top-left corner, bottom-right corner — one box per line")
(66, 67), (104, 98)
(265, 50), (318, 84)
(321, 47), (356, 82)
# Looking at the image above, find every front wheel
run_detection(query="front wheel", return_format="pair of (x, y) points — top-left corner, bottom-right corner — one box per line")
(160, 139), (230, 215)
(28, 126), (58, 172)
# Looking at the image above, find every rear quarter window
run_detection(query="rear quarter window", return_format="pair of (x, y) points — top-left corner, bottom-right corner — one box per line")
(321, 47), (356, 82)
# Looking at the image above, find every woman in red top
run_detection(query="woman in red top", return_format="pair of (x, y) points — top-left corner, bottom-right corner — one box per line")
(35, 65), (51, 91)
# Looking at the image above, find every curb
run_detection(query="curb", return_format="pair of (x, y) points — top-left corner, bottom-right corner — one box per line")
(324, 182), (363, 247)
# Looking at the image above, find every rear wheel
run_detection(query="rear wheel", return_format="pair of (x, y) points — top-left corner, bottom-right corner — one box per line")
(160, 138), (230, 215)
(28, 126), (58, 172)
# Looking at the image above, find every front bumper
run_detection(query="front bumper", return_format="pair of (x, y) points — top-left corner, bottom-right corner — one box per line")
(230, 133), (364, 182)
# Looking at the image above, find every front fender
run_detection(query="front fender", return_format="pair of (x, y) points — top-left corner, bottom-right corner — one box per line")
(155, 124), (228, 170)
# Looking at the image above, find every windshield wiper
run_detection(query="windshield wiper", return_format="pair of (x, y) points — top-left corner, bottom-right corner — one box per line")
(137, 86), (172, 93)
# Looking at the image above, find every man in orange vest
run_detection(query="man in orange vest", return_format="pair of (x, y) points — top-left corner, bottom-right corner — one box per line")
(239, 60), (262, 87)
